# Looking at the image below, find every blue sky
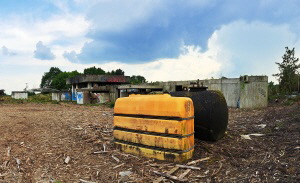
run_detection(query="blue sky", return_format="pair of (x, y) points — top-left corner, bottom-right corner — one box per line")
(1, 0), (300, 93)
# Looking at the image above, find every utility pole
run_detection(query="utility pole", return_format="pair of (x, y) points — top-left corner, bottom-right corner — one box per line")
(25, 83), (28, 92)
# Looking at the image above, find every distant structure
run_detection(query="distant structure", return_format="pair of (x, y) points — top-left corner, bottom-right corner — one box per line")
(0, 89), (5, 96)
(157, 75), (268, 108)
(64, 74), (162, 104)
(66, 75), (128, 104)
(11, 91), (28, 99)
(53, 75), (268, 108)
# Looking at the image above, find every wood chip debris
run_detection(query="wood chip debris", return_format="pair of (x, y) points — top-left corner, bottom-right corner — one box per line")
(0, 173), (8, 177)
(153, 166), (179, 183)
(178, 169), (191, 179)
(153, 171), (188, 182)
(187, 157), (210, 165)
(149, 163), (173, 167)
(241, 133), (265, 140)
(15, 158), (21, 169)
(113, 163), (125, 169)
(64, 156), (71, 164)
(176, 164), (201, 170)
(79, 179), (97, 183)
(112, 155), (120, 163)
(6, 147), (11, 157)
(93, 151), (108, 154)
(2, 161), (9, 168)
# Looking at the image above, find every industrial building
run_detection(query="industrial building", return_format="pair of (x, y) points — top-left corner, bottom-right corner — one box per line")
(52, 74), (268, 108)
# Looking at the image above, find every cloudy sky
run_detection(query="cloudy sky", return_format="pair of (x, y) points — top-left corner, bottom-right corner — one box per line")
(1, 0), (300, 94)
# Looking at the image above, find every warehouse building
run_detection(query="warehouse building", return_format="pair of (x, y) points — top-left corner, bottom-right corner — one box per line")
(61, 75), (268, 108)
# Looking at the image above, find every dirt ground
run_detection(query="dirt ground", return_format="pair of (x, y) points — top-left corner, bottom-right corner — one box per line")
(0, 102), (299, 183)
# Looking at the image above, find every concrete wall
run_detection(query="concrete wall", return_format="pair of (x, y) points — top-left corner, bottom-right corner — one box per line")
(52, 93), (61, 101)
(69, 76), (268, 108)
(239, 76), (268, 108)
(61, 92), (71, 101)
(157, 76), (268, 108)
(93, 93), (110, 103)
(12, 92), (28, 99)
(206, 78), (240, 108)
(77, 92), (83, 104)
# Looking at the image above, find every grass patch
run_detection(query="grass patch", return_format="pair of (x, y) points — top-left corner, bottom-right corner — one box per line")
(0, 94), (55, 104)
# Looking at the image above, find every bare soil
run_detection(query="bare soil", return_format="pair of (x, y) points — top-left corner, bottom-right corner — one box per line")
(0, 102), (299, 183)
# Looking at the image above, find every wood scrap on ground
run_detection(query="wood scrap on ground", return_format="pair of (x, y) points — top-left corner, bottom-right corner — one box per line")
(79, 179), (97, 183)
(153, 166), (179, 183)
(176, 164), (201, 170)
(178, 169), (191, 179)
(153, 171), (188, 182)
(187, 157), (210, 165)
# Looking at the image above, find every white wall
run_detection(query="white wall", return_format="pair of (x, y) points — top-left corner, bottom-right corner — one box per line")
(12, 92), (28, 99)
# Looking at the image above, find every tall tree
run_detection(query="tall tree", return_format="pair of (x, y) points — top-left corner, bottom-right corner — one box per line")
(83, 66), (106, 75)
(40, 67), (62, 88)
(273, 47), (300, 94)
(51, 71), (81, 90)
(130, 75), (147, 84)
(108, 68), (125, 75)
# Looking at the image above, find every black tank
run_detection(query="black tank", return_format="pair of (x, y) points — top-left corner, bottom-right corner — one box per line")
(170, 90), (228, 141)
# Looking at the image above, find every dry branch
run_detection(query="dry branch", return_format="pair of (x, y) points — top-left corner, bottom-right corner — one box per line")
(187, 157), (210, 165)
(153, 171), (188, 182)
(93, 151), (108, 154)
(153, 166), (179, 183)
(176, 164), (201, 170)
(79, 179), (97, 183)
(112, 155), (120, 163)
(113, 163), (125, 169)
(212, 162), (223, 176)
(6, 147), (11, 157)
(178, 169), (191, 179)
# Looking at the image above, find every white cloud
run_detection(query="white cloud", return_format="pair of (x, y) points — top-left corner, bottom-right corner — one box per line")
(63, 50), (79, 63)
(34, 41), (56, 60)
(1, 19), (300, 94)
(0, 13), (90, 57)
(206, 21), (298, 82)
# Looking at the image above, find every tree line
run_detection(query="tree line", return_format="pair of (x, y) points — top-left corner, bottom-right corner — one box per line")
(271, 47), (300, 96)
(40, 66), (146, 90)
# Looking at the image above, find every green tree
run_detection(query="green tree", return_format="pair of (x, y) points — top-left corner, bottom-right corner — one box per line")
(268, 81), (279, 99)
(83, 66), (106, 75)
(107, 68), (125, 75)
(273, 47), (300, 94)
(40, 67), (62, 88)
(130, 75), (147, 84)
(51, 71), (81, 90)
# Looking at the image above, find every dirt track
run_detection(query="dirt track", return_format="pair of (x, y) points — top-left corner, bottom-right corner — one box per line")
(0, 103), (299, 183)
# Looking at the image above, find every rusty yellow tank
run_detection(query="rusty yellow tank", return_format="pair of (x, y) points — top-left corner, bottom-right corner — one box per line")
(114, 94), (194, 162)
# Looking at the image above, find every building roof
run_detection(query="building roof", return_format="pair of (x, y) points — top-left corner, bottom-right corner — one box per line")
(118, 84), (163, 89)
(66, 74), (130, 84)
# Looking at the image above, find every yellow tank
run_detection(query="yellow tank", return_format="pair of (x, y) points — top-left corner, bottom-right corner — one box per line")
(114, 94), (194, 162)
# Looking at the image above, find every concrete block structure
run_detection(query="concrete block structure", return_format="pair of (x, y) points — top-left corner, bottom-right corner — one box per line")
(11, 91), (28, 99)
(157, 76), (268, 108)
(66, 75), (131, 104)
(52, 91), (72, 101)
(64, 74), (268, 108)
